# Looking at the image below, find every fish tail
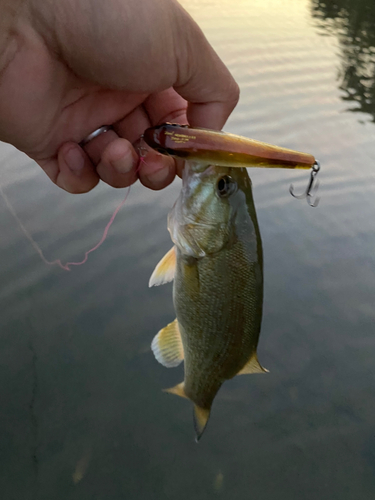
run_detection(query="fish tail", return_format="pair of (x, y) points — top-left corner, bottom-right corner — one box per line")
(193, 405), (211, 442)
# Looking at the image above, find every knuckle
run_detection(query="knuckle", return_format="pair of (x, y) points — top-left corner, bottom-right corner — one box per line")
(228, 80), (240, 107)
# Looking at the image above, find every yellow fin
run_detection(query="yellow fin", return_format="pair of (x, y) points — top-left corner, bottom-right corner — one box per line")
(163, 381), (188, 399)
(149, 246), (176, 287)
(193, 405), (211, 442)
(237, 352), (269, 375)
(151, 319), (184, 368)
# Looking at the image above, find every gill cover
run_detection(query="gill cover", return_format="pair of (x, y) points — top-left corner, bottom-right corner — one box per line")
(167, 163), (242, 258)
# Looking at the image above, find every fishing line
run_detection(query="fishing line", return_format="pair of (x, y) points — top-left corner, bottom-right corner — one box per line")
(0, 140), (149, 271)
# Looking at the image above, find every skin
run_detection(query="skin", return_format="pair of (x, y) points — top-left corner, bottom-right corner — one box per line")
(0, 0), (239, 194)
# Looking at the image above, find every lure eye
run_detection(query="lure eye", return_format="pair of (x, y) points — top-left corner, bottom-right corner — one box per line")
(216, 175), (237, 198)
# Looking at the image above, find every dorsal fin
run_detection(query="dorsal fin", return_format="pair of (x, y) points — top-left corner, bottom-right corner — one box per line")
(163, 381), (188, 399)
(149, 246), (176, 287)
(237, 352), (268, 375)
(151, 319), (184, 368)
(193, 405), (211, 442)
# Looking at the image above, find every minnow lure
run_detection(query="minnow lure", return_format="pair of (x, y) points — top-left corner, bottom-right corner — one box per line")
(144, 123), (315, 169)
(144, 123), (320, 206)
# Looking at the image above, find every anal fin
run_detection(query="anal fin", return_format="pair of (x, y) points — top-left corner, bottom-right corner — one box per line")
(237, 352), (268, 375)
(164, 381), (187, 399)
(151, 319), (184, 368)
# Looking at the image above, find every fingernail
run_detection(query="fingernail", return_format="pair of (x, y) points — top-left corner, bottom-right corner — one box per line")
(65, 147), (85, 174)
(147, 167), (170, 185)
(111, 154), (134, 174)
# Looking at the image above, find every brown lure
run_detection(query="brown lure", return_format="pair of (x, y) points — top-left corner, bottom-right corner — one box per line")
(143, 123), (315, 170)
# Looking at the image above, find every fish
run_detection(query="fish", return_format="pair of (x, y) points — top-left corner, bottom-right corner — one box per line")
(148, 161), (265, 441)
(145, 124), (316, 441)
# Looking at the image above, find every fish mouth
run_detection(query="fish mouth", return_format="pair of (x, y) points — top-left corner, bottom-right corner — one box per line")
(169, 162), (239, 257)
(182, 161), (217, 181)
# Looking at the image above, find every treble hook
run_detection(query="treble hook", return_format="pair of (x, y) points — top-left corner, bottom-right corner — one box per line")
(289, 160), (321, 207)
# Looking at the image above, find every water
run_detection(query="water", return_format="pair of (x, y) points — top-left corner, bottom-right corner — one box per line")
(1, 0), (375, 498)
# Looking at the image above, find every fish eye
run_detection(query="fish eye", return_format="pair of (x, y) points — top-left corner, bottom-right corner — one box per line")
(216, 175), (237, 198)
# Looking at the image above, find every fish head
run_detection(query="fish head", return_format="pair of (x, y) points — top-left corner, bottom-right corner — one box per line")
(168, 162), (251, 258)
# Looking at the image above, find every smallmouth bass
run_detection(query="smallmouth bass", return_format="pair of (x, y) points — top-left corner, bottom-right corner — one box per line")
(145, 125), (316, 440)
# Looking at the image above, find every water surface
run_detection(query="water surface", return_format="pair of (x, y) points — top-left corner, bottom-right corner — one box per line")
(1, 0), (375, 498)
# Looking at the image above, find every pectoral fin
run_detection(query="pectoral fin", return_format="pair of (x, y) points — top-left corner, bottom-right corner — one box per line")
(193, 405), (211, 442)
(149, 246), (176, 287)
(151, 319), (184, 368)
(237, 352), (269, 375)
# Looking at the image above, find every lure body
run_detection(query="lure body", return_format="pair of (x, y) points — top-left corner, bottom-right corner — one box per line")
(144, 123), (315, 169)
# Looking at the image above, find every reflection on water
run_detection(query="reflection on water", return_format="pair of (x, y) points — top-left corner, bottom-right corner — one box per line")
(1, 0), (375, 499)
(312, 0), (375, 121)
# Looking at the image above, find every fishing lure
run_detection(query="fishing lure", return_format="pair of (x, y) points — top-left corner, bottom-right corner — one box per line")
(144, 123), (320, 205)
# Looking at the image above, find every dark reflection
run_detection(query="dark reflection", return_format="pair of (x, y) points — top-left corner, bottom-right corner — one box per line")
(312, 0), (375, 121)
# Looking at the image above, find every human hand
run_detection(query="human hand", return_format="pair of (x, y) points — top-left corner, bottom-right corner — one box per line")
(0, 0), (239, 193)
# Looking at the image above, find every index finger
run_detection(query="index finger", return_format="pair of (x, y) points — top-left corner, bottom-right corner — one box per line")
(172, 10), (239, 130)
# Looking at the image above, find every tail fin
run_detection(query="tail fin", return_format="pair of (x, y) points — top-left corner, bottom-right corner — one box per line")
(164, 383), (211, 441)
(193, 405), (211, 442)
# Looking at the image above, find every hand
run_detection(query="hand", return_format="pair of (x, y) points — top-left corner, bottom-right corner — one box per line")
(0, 0), (239, 193)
